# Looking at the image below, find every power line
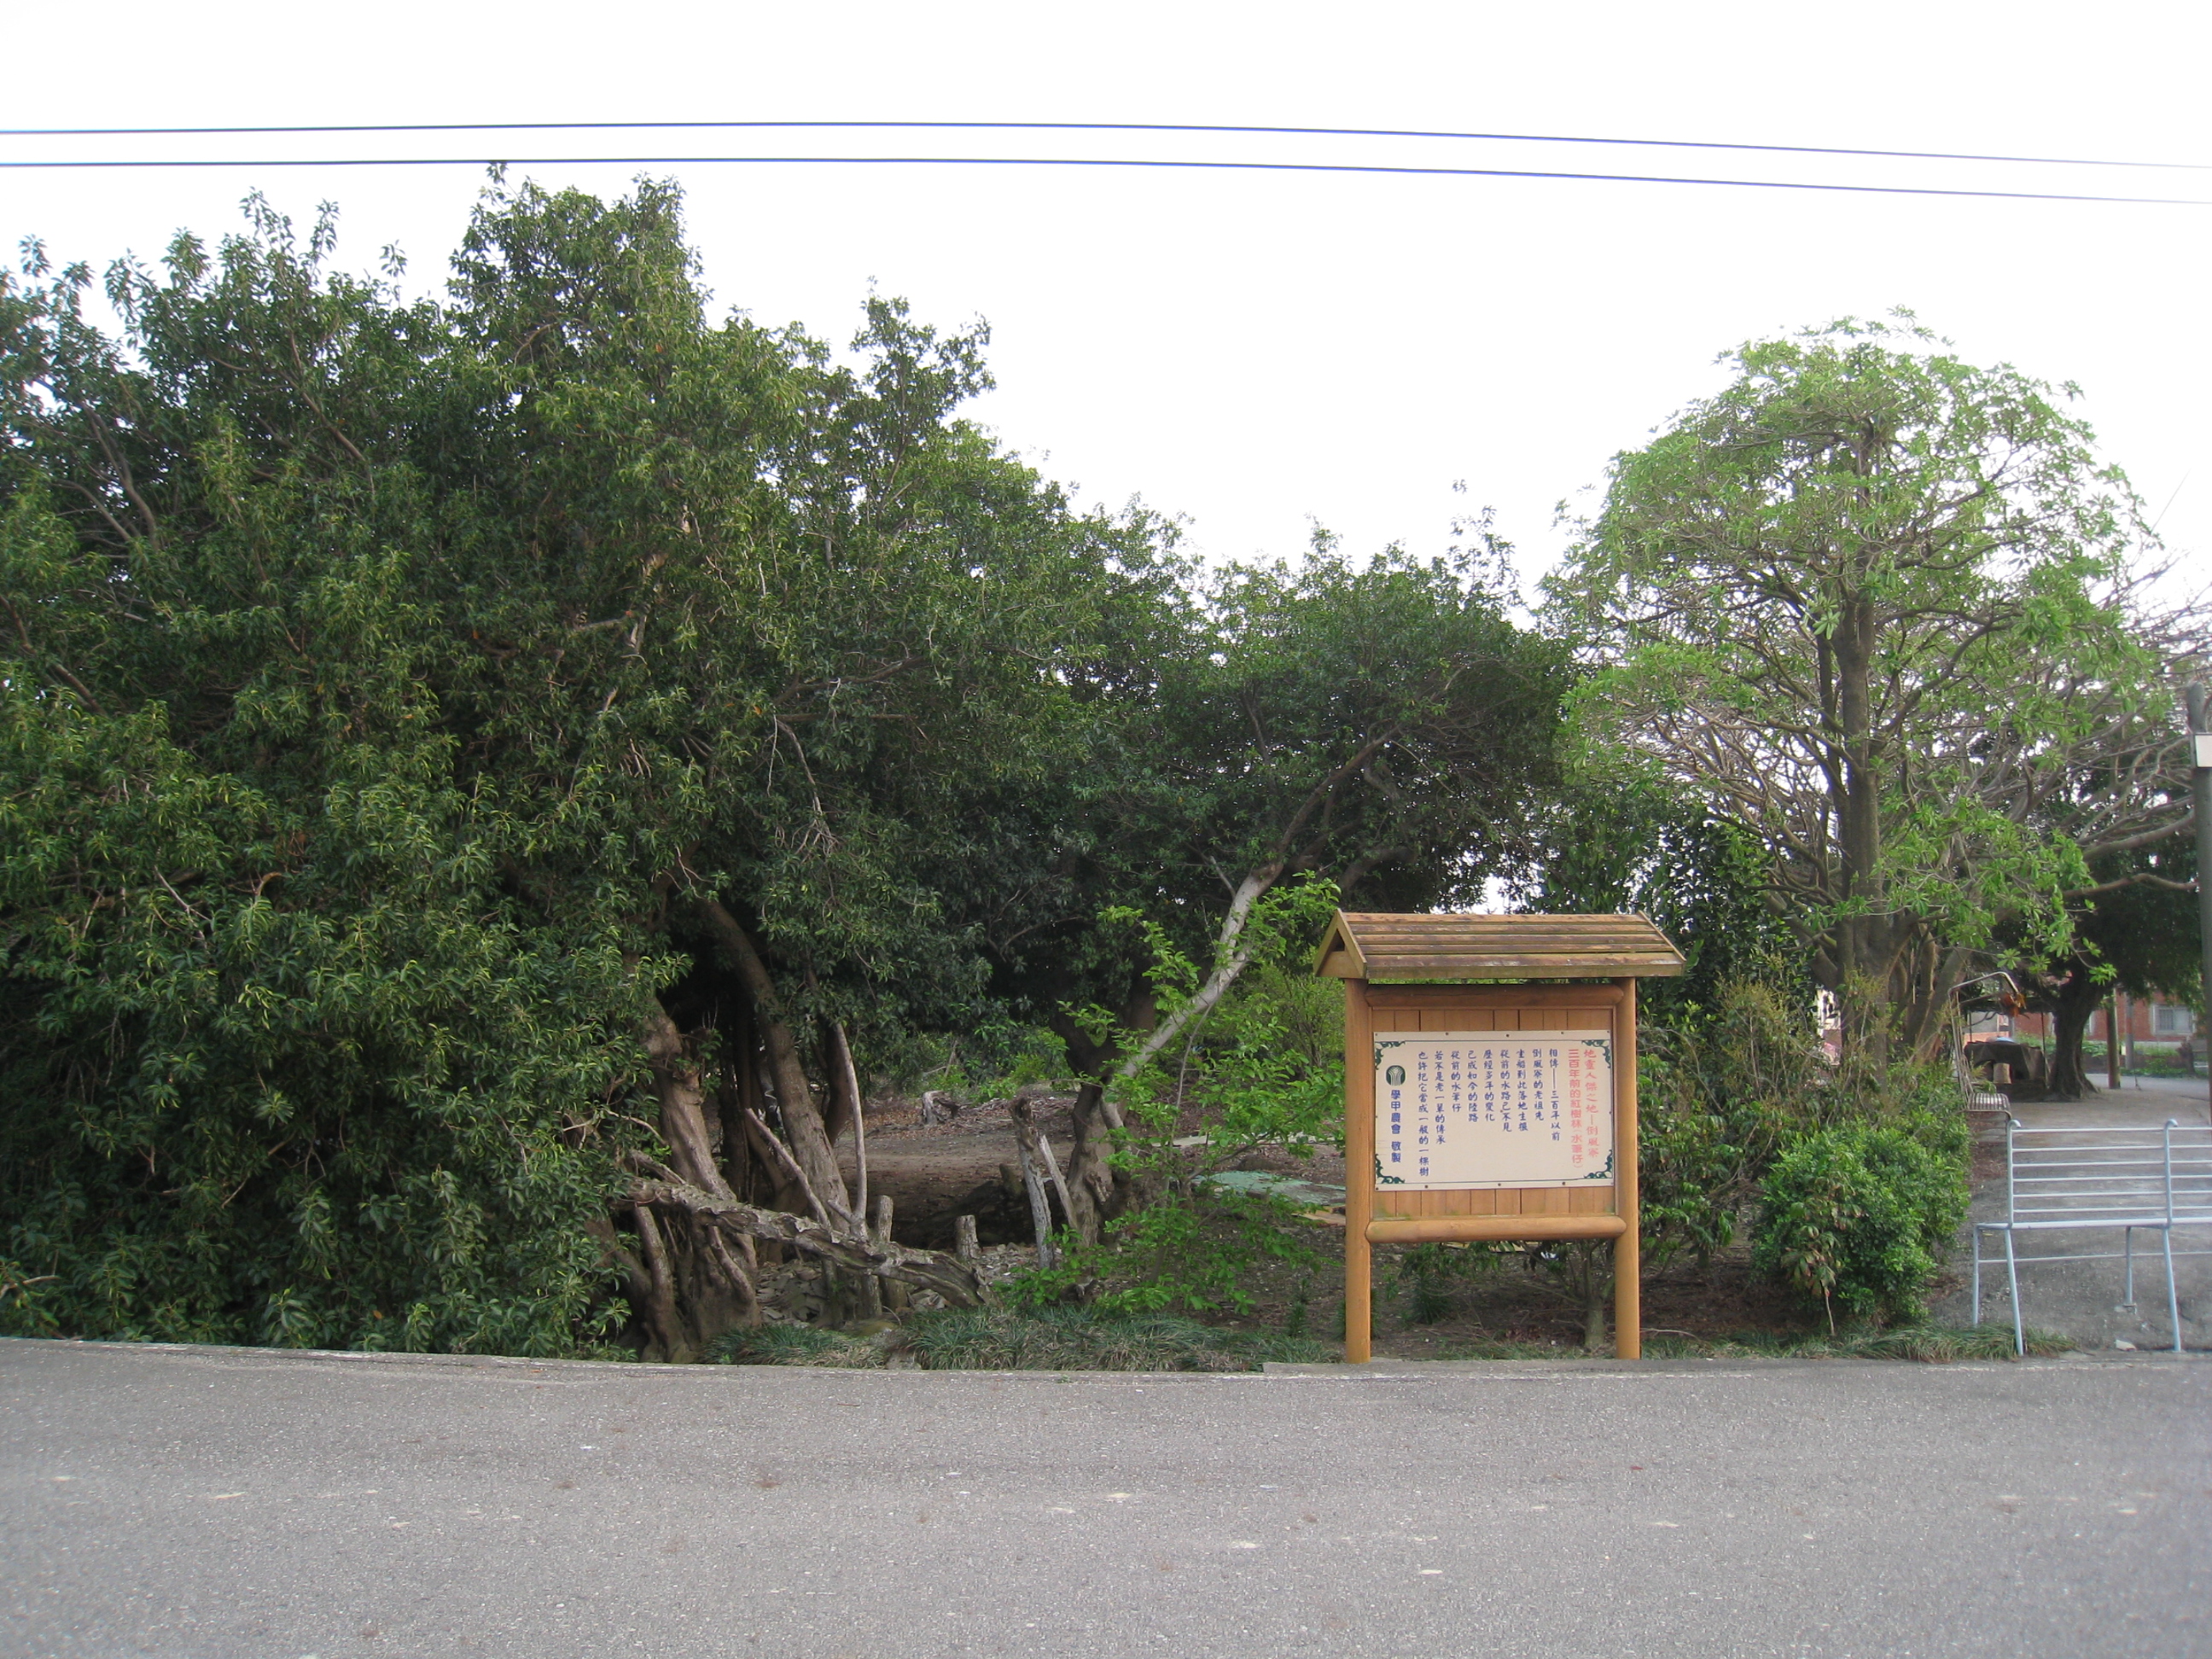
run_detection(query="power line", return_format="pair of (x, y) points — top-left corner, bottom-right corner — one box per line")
(1, 116), (2203, 174)
(0, 152), (2201, 206)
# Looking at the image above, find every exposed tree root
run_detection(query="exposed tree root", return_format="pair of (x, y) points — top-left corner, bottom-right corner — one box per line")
(624, 1177), (988, 1307)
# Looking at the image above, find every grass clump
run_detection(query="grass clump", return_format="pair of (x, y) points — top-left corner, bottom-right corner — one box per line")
(1421, 1323), (2070, 1364)
(1639, 1323), (2073, 1362)
(704, 1307), (1335, 1371)
(707, 1322), (888, 1368)
(906, 1305), (1333, 1371)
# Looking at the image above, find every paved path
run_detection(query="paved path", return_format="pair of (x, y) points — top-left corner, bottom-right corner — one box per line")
(2027, 1074), (2212, 1126)
(3, 1339), (2208, 1658)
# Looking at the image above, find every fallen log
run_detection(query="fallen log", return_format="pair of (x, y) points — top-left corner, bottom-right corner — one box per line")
(623, 1178), (988, 1307)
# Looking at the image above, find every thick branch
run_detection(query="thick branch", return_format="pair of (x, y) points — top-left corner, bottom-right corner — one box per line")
(2065, 872), (2198, 899)
(692, 896), (853, 1225)
(625, 1178), (987, 1306)
(1115, 864), (1278, 1082)
(829, 1020), (868, 1225)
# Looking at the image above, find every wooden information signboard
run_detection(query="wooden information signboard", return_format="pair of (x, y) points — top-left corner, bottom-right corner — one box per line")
(1315, 911), (1685, 1363)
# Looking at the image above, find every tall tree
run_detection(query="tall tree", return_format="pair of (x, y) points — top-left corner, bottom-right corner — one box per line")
(2022, 837), (2200, 1098)
(0, 180), (1166, 1356)
(1515, 773), (1801, 1033)
(0, 177), (1575, 1351)
(1546, 316), (2197, 1062)
(973, 539), (1574, 1239)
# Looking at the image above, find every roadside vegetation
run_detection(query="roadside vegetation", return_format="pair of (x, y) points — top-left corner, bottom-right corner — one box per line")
(0, 179), (2197, 1363)
(1434, 1324), (2076, 1364)
(711, 1306), (1335, 1372)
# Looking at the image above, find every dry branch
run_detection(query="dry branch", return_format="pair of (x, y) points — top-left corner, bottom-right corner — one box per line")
(625, 1179), (987, 1307)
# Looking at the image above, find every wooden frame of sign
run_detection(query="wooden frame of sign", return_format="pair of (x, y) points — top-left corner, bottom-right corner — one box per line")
(1314, 911), (1686, 1363)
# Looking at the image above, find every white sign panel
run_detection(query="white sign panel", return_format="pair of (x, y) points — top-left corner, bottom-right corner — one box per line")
(1374, 1030), (1614, 1189)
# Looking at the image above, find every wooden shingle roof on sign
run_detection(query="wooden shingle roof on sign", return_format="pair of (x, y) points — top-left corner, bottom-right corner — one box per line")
(1313, 911), (1686, 981)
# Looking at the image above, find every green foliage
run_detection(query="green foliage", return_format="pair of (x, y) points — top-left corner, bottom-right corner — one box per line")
(1388, 1241), (1504, 1324)
(1023, 879), (1345, 1314)
(1225, 961), (1344, 1073)
(991, 528), (1574, 1064)
(1104, 875), (1346, 1152)
(1752, 1121), (1970, 1326)
(1181, 540), (1572, 917)
(2016, 837), (2199, 1097)
(708, 1322), (883, 1367)
(0, 462), (642, 1353)
(0, 179), (1185, 1354)
(1437, 1324), (2070, 1362)
(1592, 964), (1968, 1342)
(1519, 773), (1802, 1031)
(1546, 313), (2186, 1057)
(705, 1306), (1336, 1371)
(902, 1305), (1333, 1371)
(882, 1021), (1071, 1103)
(1636, 966), (1835, 1267)
(1012, 1187), (1330, 1318)
(0, 175), (1580, 1360)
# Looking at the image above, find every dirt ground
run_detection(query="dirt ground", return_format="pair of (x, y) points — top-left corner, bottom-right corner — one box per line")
(841, 1091), (1074, 1251)
(843, 1091), (1836, 1355)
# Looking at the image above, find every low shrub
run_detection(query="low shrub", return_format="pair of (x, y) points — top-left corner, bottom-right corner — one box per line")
(706, 1307), (1336, 1371)
(1643, 1323), (2071, 1362)
(707, 1322), (885, 1367)
(1751, 1122), (1969, 1326)
(1430, 1323), (2069, 1363)
(905, 1305), (1333, 1371)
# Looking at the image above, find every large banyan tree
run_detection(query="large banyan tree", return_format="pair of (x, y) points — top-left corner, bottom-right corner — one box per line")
(1547, 317), (2200, 1068)
(0, 179), (1569, 1359)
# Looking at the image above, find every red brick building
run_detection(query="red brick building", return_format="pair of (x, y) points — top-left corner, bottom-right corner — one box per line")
(2005, 995), (2196, 1045)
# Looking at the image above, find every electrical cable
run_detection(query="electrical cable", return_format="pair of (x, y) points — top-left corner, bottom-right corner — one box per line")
(1, 116), (2203, 174)
(0, 152), (2200, 205)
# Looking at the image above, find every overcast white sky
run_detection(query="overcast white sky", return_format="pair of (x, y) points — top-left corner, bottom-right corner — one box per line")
(5, 0), (2208, 594)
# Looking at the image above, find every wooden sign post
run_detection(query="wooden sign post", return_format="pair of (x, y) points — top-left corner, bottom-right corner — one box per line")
(1315, 911), (1686, 1363)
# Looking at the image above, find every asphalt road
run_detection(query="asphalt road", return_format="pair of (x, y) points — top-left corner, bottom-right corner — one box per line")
(3, 1339), (2208, 1659)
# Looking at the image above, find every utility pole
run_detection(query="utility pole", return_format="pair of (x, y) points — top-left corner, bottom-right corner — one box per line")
(2185, 684), (2212, 1101)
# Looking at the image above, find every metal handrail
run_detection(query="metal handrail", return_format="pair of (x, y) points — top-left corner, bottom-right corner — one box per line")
(1972, 1116), (2201, 1354)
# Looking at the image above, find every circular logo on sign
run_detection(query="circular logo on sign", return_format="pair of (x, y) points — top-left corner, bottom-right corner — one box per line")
(1385, 1065), (1406, 1086)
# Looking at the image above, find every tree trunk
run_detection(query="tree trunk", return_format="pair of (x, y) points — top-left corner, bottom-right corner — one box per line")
(824, 1021), (876, 1318)
(873, 1196), (909, 1313)
(1010, 1097), (1059, 1269)
(1062, 1080), (1126, 1245)
(1890, 935), (1971, 1063)
(1036, 862), (1287, 1249)
(1583, 1245), (1611, 1354)
(630, 1201), (693, 1362)
(643, 1001), (735, 1199)
(1829, 594), (1895, 1071)
(638, 1000), (758, 1348)
(716, 1007), (762, 1199)
(586, 1214), (680, 1359)
(2041, 972), (2105, 1100)
(693, 898), (854, 1231)
(742, 1052), (811, 1220)
(624, 1173), (988, 1306)
(1052, 1010), (1147, 1248)
(1115, 864), (1281, 1083)
(828, 1021), (867, 1223)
